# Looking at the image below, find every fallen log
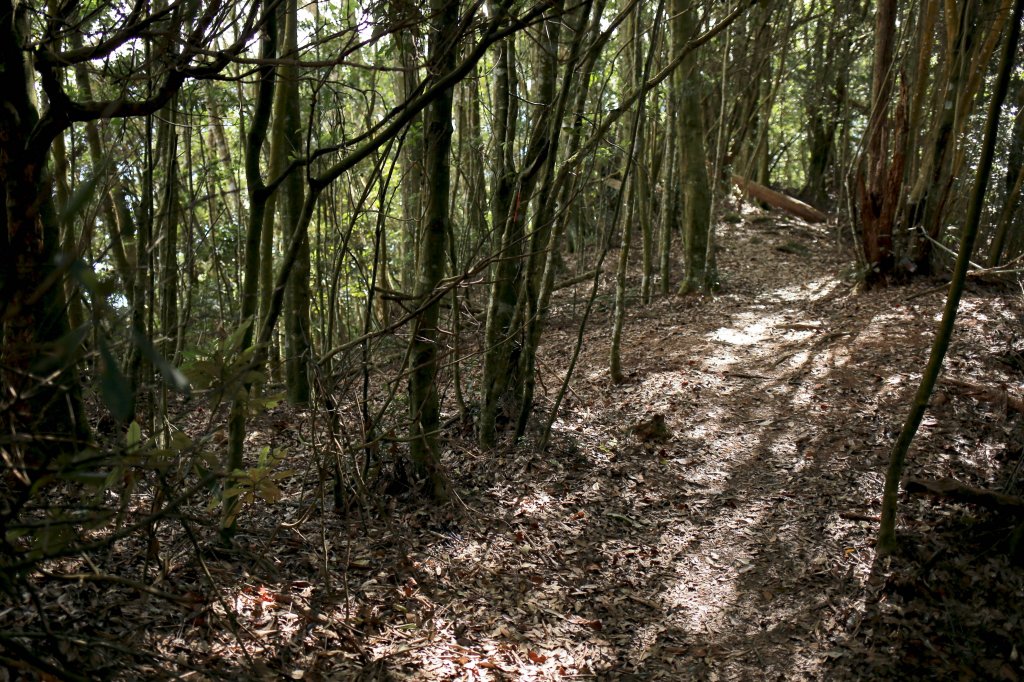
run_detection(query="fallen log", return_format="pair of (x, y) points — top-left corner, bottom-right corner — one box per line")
(731, 174), (829, 223)
(904, 476), (1024, 514)
(941, 377), (1024, 415)
(554, 268), (602, 291)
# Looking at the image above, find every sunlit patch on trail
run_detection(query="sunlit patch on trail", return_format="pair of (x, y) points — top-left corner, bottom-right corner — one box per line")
(710, 314), (778, 346)
(760, 277), (841, 304)
(659, 502), (771, 637)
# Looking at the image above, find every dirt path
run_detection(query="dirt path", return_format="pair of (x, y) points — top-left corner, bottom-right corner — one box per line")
(425, 216), (903, 679)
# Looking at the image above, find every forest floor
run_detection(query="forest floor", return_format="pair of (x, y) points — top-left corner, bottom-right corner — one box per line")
(8, 208), (1024, 681)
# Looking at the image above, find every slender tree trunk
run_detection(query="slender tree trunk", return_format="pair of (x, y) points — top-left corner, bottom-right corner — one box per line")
(408, 0), (458, 497)
(259, 7), (284, 383)
(659, 108), (676, 296)
(68, 33), (135, 307)
(987, 85), (1024, 266)
(206, 82), (244, 227)
(128, 109), (154, 417)
(513, 0), (600, 436)
(39, 1), (84, 343)
(464, 62), (488, 274)
(478, 31), (521, 448)
(157, 105), (182, 366)
(637, 15), (658, 305)
(280, 0), (311, 405)
(673, 0), (715, 294)
(225, 0), (278, 535)
(738, 3), (788, 191)
(638, 143), (655, 303)
(505, 0), (575, 437)
(611, 2), (658, 382)
(396, 0), (424, 291)
(610, 180), (637, 384)
(48, 118), (85, 334)
(905, 0), (939, 187)
(909, 0), (1011, 272)
(799, 2), (849, 210)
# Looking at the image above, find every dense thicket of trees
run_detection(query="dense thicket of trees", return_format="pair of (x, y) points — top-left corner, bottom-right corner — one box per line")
(1, 0), (1023, 672)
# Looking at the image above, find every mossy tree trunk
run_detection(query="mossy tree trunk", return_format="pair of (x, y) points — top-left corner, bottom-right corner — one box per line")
(395, 0), (424, 291)
(659, 106), (677, 296)
(157, 104), (181, 367)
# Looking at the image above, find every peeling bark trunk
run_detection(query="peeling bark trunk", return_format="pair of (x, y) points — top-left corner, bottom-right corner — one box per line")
(857, 0), (903, 284)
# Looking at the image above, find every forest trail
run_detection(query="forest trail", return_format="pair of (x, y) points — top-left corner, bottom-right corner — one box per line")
(476, 213), (916, 679)
(526, 215), (890, 677)
(23, 211), (1024, 680)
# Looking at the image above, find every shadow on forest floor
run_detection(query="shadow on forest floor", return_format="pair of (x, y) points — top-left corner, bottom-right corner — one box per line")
(5, 211), (1024, 680)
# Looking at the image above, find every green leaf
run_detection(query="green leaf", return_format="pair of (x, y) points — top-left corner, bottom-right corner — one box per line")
(221, 509), (240, 529)
(126, 421), (142, 449)
(181, 359), (219, 389)
(6, 528), (28, 543)
(223, 318), (254, 355)
(98, 336), (134, 423)
(169, 430), (192, 451)
(60, 158), (110, 225)
(132, 331), (191, 394)
(256, 479), (282, 503)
